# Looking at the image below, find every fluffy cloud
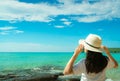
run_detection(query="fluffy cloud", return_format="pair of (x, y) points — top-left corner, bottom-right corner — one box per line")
(63, 21), (72, 26)
(0, 26), (16, 31)
(0, 26), (24, 35)
(55, 25), (64, 28)
(60, 18), (68, 22)
(0, 0), (120, 23)
(60, 18), (72, 26)
(14, 30), (24, 34)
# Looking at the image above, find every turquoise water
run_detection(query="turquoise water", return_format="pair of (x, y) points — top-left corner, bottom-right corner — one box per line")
(0, 52), (75, 71)
(0, 52), (120, 81)
(0, 52), (86, 71)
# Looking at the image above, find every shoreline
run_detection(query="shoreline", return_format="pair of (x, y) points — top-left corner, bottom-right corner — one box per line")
(0, 66), (80, 81)
(0, 48), (120, 53)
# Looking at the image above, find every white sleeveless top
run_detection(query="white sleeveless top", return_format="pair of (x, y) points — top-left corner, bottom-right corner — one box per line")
(73, 59), (114, 81)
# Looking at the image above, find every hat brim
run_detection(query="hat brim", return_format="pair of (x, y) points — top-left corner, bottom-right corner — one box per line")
(79, 39), (102, 53)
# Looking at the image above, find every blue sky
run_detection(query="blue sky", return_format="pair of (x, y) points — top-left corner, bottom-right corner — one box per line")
(0, 0), (120, 52)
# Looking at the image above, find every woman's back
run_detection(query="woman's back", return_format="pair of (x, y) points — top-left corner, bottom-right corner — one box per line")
(73, 58), (107, 81)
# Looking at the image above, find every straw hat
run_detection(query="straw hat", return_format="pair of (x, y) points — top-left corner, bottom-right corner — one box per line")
(79, 34), (102, 52)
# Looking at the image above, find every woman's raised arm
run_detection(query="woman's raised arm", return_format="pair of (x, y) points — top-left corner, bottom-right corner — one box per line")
(63, 44), (83, 75)
(101, 46), (118, 68)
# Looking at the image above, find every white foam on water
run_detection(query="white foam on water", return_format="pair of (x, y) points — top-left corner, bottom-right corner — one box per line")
(106, 79), (113, 81)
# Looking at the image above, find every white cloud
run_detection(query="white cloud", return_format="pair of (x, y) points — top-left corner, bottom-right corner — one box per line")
(63, 21), (72, 26)
(0, 0), (59, 22)
(0, 26), (16, 31)
(0, 26), (24, 35)
(60, 18), (68, 22)
(75, 15), (102, 23)
(0, 0), (120, 23)
(14, 30), (24, 34)
(55, 25), (64, 28)
(60, 18), (72, 26)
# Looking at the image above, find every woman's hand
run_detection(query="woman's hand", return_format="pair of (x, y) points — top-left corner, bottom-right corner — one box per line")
(74, 44), (84, 56)
(101, 45), (110, 55)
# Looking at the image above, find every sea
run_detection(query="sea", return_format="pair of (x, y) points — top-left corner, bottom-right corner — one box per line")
(0, 52), (120, 81)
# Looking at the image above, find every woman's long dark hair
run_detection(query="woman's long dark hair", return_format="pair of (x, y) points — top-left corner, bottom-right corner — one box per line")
(85, 50), (108, 74)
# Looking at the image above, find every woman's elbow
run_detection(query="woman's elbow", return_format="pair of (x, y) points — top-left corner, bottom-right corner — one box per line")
(63, 70), (73, 75)
(114, 62), (118, 68)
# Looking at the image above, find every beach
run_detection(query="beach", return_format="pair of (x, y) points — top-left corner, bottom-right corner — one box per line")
(0, 65), (81, 81)
(0, 52), (119, 81)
